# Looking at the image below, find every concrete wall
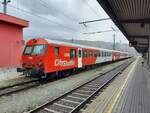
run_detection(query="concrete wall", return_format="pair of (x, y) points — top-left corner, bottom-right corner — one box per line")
(0, 22), (23, 67)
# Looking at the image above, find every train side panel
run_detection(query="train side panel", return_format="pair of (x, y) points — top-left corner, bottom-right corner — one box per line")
(44, 44), (78, 73)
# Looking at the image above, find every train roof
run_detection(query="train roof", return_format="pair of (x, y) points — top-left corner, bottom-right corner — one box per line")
(27, 38), (128, 54)
(44, 38), (128, 54)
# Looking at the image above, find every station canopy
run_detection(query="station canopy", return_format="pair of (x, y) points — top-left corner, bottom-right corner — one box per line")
(98, 0), (150, 53)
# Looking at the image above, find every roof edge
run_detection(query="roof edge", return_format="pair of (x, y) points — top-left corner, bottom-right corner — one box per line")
(0, 13), (29, 27)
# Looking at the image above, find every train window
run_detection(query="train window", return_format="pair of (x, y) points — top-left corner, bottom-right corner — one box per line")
(32, 45), (47, 55)
(83, 51), (87, 58)
(23, 46), (33, 55)
(70, 49), (76, 59)
(103, 51), (105, 57)
(89, 51), (92, 58)
(87, 51), (90, 57)
(78, 50), (82, 58)
(94, 51), (97, 57)
(55, 47), (59, 57)
(98, 51), (100, 57)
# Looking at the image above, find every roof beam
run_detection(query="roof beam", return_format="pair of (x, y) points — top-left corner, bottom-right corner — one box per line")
(120, 18), (150, 23)
(128, 35), (149, 38)
(138, 43), (148, 46)
(97, 0), (128, 37)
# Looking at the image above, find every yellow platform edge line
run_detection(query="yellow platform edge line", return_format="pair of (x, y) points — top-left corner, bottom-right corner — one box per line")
(104, 58), (139, 113)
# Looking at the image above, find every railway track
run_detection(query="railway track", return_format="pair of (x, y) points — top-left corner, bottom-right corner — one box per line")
(0, 59), (130, 97)
(0, 79), (41, 97)
(27, 59), (134, 113)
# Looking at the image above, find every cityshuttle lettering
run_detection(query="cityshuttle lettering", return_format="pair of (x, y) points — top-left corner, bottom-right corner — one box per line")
(54, 59), (75, 66)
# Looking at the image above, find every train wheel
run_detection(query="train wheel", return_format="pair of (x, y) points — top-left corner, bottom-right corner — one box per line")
(64, 71), (70, 77)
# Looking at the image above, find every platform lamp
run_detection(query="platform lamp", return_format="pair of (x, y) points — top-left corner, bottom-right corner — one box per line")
(0, 0), (11, 14)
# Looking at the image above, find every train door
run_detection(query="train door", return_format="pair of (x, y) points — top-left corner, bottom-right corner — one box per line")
(78, 48), (82, 68)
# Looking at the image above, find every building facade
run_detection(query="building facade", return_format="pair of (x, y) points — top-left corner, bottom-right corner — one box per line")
(0, 13), (29, 67)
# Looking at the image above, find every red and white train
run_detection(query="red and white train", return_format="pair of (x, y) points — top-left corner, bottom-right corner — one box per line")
(21, 38), (131, 77)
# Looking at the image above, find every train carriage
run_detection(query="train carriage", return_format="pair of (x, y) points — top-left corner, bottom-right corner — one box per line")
(21, 38), (130, 78)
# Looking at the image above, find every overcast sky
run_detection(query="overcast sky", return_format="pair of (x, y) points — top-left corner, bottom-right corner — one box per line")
(0, 0), (129, 44)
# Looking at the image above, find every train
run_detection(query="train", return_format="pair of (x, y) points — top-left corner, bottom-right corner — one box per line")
(20, 38), (131, 78)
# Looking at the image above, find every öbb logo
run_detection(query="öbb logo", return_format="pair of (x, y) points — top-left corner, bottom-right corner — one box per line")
(54, 59), (75, 66)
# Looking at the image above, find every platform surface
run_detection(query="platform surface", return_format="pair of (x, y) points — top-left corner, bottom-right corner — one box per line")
(112, 59), (150, 113)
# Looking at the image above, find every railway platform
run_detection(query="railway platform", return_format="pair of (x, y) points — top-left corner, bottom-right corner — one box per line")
(110, 58), (150, 113)
(83, 57), (150, 113)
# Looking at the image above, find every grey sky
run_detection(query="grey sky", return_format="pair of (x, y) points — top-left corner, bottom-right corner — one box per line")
(0, 0), (129, 44)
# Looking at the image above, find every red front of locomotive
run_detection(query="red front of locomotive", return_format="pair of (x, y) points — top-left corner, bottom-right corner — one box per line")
(22, 38), (48, 76)
(22, 38), (79, 77)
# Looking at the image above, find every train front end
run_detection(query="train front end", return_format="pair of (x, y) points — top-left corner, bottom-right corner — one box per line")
(21, 38), (48, 77)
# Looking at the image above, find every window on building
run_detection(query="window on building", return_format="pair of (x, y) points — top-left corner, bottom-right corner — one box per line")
(70, 49), (76, 58)
(55, 47), (59, 57)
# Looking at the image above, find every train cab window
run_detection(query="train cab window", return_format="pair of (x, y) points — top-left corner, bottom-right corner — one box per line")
(23, 46), (33, 55)
(70, 49), (76, 59)
(55, 47), (59, 57)
(32, 45), (47, 55)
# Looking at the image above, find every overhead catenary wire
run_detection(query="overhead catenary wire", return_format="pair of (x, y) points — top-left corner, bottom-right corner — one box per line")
(83, 29), (118, 35)
(81, 0), (100, 18)
(38, 0), (78, 23)
(7, 4), (78, 32)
